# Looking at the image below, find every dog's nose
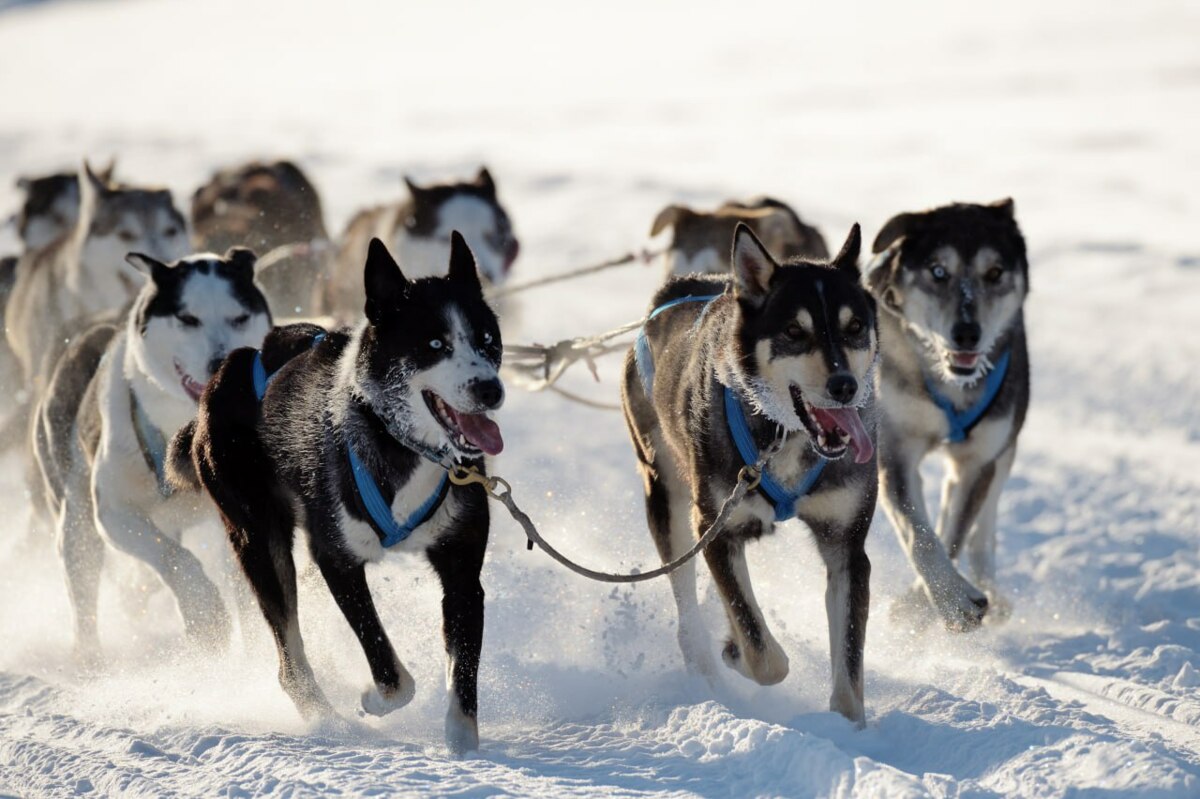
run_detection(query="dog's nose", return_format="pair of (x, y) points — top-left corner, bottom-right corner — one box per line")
(951, 322), (981, 350)
(826, 373), (858, 405)
(471, 378), (504, 410)
(207, 356), (225, 377)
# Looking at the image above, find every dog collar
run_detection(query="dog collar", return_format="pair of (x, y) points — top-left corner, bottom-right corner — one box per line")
(724, 387), (826, 522)
(923, 348), (1011, 443)
(130, 388), (174, 498)
(251, 330), (450, 548)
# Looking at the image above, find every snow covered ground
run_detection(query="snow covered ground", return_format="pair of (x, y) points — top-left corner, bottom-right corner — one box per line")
(1, 0), (1199, 795)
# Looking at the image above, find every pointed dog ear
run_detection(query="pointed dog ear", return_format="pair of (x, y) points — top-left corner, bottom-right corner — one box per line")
(863, 241), (904, 310)
(363, 238), (409, 324)
(82, 159), (109, 194)
(832, 223), (862, 276)
(650, 204), (691, 237)
(989, 197), (1015, 217)
(731, 222), (777, 306)
(872, 211), (916, 254)
(224, 247), (258, 276)
(125, 252), (169, 282)
(447, 230), (483, 293)
(403, 175), (424, 198)
(474, 167), (496, 195)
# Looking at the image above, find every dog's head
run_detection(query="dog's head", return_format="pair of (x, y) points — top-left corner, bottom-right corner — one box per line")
(14, 161), (114, 250)
(395, 168), (518, 285)
(79, 162), (189, 299)
(125, 249), (272, 403)
(191, 159), (327, 253)
(356, 233), (504, 461)
(729, 223), (877, 463)
(866, 199), (1028, 383)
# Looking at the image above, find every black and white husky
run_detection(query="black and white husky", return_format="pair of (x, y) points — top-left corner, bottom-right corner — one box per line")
(622, 223), (879, 724)
(176, 233), (503, 753)
(318, 168), (518, 319)
(865, 199), (1030, 630)
(33, 249), (271, 661)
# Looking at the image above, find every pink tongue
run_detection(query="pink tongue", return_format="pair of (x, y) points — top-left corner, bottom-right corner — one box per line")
(454, 411), (504, 456)
(811, 407), (874, 464)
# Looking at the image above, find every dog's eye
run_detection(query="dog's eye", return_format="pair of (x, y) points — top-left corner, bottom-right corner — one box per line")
(482, 331), (493, 345)
(929, 264), (949, 282)
(845, 318), (864, 335)
(163, 226), (179, 238)
(984, 265), (1004, 283)
(176, 313), (201, 327)
(785, 323), (806, 340)
(229, 313), (250, 329)
(118, 229), (137, 243)
(429, 339), (444, 350)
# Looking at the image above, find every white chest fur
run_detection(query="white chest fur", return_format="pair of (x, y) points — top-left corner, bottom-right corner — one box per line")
(336, 461), (452, 563)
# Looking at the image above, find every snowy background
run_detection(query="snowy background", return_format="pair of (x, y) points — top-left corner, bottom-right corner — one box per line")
(1, 0), (1199, 796)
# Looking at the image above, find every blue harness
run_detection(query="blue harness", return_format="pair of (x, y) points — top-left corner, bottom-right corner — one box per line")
(924, 349), (1011, 444)
(131, 390), (173, 497)
(635, 294), (827, 522)
(252, 333), (449, 548)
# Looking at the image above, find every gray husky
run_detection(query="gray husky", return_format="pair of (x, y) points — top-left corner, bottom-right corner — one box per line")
(318, 168), (518, 319)
(865, 199), (1030, 630)
(7, 162), (188, 392)
(33, 248), (271, 661)
(651, 197), (829, 279)
(622, 223), (878, 723)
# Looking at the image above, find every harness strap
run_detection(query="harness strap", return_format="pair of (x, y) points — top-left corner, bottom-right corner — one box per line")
(634, 292), (825, 521)
(924, 349), (1011, 443)
(251, 331), (447, 548)
(130, 389), (173, 498)
(723, 387), (826, 522)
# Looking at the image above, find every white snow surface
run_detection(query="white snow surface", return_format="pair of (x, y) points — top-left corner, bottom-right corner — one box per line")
(1, 0), (1199, 796)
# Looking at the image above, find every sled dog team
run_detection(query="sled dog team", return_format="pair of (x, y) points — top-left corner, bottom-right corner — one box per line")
(2, 160), (1029, 752)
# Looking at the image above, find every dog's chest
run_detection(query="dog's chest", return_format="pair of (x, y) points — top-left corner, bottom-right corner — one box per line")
(335, 467), (452, 563)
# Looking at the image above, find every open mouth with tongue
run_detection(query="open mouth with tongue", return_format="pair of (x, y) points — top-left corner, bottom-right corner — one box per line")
(790, 385), (874, 464)
(173, 359), (206, 403)
(423, 391), (504, 456)
(948, 350), (982, 376)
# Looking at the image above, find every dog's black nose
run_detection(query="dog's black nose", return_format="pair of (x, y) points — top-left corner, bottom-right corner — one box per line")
(207, 356), (225, 377)
(471, 378), (504, 410)
(826, 373), (858, 405)
(951, 322), (981, 350)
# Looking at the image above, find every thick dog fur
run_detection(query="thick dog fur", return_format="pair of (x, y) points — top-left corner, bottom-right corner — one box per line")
(7, 162), (188, 393)
(651, 196), (829, 279)
(622, 223), (878, 724)
(13, 162), (116, 251)
(865, 199), (1030, 630)
(317, 168), (518, 320)
(191, 159), (329, 317)
(33, 249), (271, 661)
(183, 233), (504, 753)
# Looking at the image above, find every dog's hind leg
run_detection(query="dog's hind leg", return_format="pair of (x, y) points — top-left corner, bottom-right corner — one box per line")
(427, 520), (486, 755)
(56, 479), (105, 666)
(965, 446), (1016, 621)
(812, 519), (872, 726)
(703, 524), (789, 686)
(311, 546), (415, 720)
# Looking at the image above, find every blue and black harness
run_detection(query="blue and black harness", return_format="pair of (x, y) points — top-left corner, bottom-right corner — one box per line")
(634, 294), (827, 523)
(251, 332), (449, 549)
(924, 349), (1011, 444)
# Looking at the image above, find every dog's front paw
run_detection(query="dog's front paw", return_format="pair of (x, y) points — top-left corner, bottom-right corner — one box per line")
(361, 675), (415, 717)
(445, 702), (479, 755)
(982, 587), (1013, 625)
(722, 636), (789, 685)
(928, 576), (989, 632)
(829, 690), (866, 728)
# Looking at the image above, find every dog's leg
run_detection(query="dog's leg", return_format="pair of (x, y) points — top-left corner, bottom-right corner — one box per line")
(56, 482), (105, 667)
(878, 436), (988, 631)
(427, 526), (487, 755)
(812, 521), (871, 726)
(703, 523), (789, 686)
(937, 459), (997, 565)
(311, 548), (415, 719)
(965, 446), (1016, 621)
(227, 514), (332, 719)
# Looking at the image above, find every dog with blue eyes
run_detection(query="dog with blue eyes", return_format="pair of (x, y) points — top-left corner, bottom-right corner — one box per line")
(172, 233), (504, 754)
(865, 199), (1030, 631)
